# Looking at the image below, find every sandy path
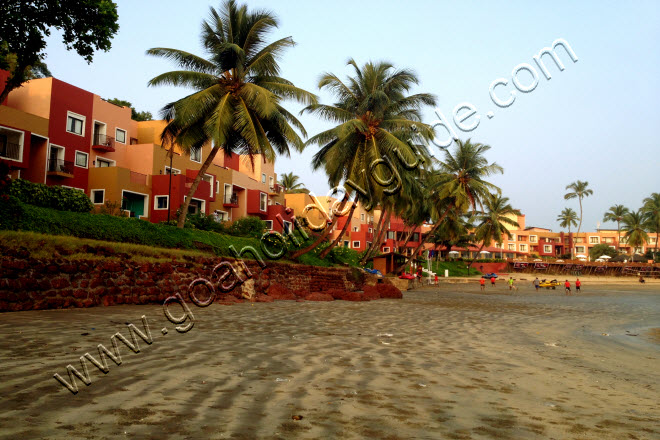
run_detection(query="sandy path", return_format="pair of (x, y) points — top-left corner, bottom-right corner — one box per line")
(0, 285), (658, 439)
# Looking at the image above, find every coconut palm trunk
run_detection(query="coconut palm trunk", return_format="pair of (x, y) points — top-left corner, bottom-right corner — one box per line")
(396, 207), (452, 273)
(177, 144), (221, 228)
(319, 202), (358, 259)
(359, 207), (389, 265)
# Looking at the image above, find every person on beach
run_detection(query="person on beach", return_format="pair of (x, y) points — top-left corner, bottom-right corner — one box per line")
(575, 278), (581, 293)
(564, 279), (571, 295)
(508, 277), (515, 291)
(533, 277), (540, 291)
(434, 274), (438, 285)
(491, 277), (496, 287)
(480, 277), (485, 291)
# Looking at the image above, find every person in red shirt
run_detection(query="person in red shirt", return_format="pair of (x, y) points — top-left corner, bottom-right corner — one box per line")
(564, 280), (571, 295)
(480, 277), (486, 291)
(491, 277), (496, 287)
(575, 278), (581, 293)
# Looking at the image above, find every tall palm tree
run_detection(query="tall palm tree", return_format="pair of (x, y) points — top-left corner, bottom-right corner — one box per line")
(642, 193), (660, 256)
(467, 195), (520, 271)
(396, 139), (503, 272)
(291, 59), (436, 260)
(557, 207), (578, 257)
(622, 210), (649, 258)
(147, 1), (317, 228)
(564, 180), (593, 257)
(279, 172), (306, 193)
(602, 204), (629, 251)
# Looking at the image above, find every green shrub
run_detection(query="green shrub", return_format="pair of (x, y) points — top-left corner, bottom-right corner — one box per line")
(228, 216), (267, 238)
(327, 245), (360, 266)
(8, 178), (93, 213)
(186, 212), (228, 234)
(0, 195), (24, 230)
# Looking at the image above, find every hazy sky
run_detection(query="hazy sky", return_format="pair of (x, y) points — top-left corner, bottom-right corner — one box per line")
(41, 0), (660, 231)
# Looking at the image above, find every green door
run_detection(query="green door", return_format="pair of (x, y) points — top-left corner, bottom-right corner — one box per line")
(122, 193), (145, 218)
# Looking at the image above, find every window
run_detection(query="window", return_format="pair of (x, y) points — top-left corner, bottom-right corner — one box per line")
(620, 237), (628, 244)
(352, 241), (360, 248)
(214, 210), (228, 221)
(190, 148), (201, 162)
(650, 237), (658, 245)
(508, 244), (516, 251)
(91, 189), (104, 205)
(215, 181), (220, 194)
(576, 246), (585, 253)
(575, 237), (584, 243)
(75, 151), (88, 168)
(383, 247), (390, 253)
(343, 241), (349, 248)
(269, 176), (274, 189)
(412, 233), (419, 242)
(260, 193), (267, 211)
(115, 128), (126, 144)
(165, 166), (180, 175)
(202, 174), (213, 197)
(361, 213), (365, 221)
(96, 157), (113, 167)
(387, 231), (395, 239)
(66, 112), (85, 136)
(589, 237), (600, 244)
(530, 235), (538, 243)
(353, 226), (359, 232)
(519, 244), (527, 252)
(603, 237), (614, 243)
(262, 173), (266, 184)
(544, 245), (552, 253)
(154, 196), (169, 210)
(368, 228), (373, 233)
(265, 220), (273, 230)
(509, 234), (516, 241)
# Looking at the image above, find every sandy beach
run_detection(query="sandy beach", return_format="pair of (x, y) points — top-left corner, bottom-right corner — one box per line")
(1, 282), (658, 439)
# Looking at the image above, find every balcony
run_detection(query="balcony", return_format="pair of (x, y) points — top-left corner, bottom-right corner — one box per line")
(223, 193), (239, 207)
(47, 159), (74, 178)
(0, 142), (21, 161)
(92, 133), (115, 152)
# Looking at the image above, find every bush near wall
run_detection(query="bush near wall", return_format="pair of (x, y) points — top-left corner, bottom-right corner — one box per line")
(8, 178), (93, 213)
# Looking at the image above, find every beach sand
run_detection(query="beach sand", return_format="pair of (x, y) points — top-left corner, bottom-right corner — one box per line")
(0, 283), (658, 439)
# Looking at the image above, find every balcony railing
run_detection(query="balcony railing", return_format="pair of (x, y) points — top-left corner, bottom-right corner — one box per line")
(0, 142), (21, 160)
(224, 193), (239, 205)
(92, 133), (115, 151)
(47, 159), (74, 176)
(130, 171), (148, 186)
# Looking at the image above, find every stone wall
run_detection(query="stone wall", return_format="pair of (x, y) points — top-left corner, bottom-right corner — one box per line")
(0, 253), (402, 312)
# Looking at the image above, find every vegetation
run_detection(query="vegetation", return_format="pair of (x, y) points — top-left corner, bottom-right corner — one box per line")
(622, 210), (649, 256)
(589, 243), (618, 260)
(468, 195), (520, 271)
(563, 180), (593, 257)
(279, 172), (307, 193)
(8, 178), (93, 213)
(147, 0), (317, 228)
(106, 98), (153, 121)
(422, 260), (483, 277)
(642, 193), (660, 255)
(602, 204), (629, 251)
(0, 0), (119, 103)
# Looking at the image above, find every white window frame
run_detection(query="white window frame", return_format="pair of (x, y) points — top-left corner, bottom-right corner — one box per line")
(154, 195), (169, 210)
(508, 244), (516, 251)
(576, 246), (585, 253)
(190, 147), (202, 163)
(543, 245), (552, 253)
(343, 240), (350, 248)
(383, 247), (390, 253)
(261, 173), (266, 184)
(368, 228), (373, 233)
(214, 210), (229, 222)
(74, 150), (89, 168)
(519, 244), (528, 252)
(115, 128), (127, 144)
(0, 125), (25, 162)
(215, 181), (220, 194)
(530, 235), (538, 243)
(165, 166), (181, 175)
(509, 234), (516, 241)
(360, 213), (365, 221)
(184, 196), (206, 215)
(259, 192), (267, 212)
(202, 173), (214, 198)
(589, 236), (600, 244)
(90, 189), (105, 205)
(352, 241), (360, 248)
(95, 155), (116, 167)
(353, 226), (359, 232)
(650, 237), (658, 245)
(269, 176), (274, 189)
(265, 220), (274, 230)
(121, 189), (149, 219)
(66, 111), (85, 136)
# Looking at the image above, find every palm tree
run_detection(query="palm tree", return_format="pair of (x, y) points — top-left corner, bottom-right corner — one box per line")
(557, 207), (578, 257)
(564, 180), (593, 257)
(291, 59), (436, 260)
(622, 210), (649, 258)
(279, 172), (306, 193)
(147, 1), (317, 228)
(642, 193), (660, 257)
(467, 195), (520, 271)
(396, 139), (503, 272)
(602, 204), (629, 251)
